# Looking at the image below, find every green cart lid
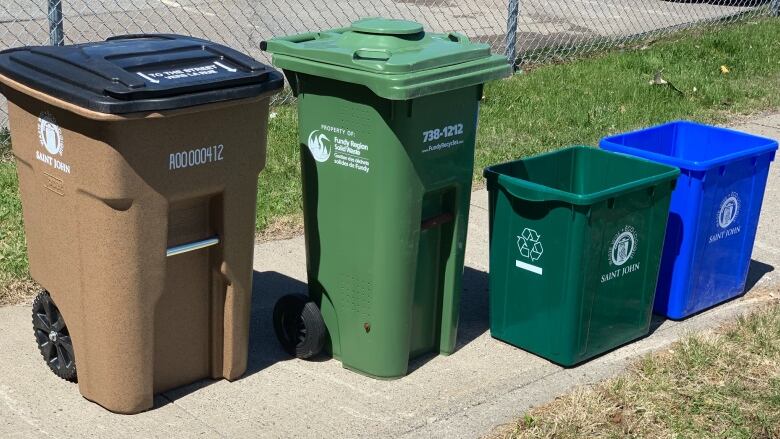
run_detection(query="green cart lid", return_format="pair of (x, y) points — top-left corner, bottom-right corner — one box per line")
(261, 18), (511, 100)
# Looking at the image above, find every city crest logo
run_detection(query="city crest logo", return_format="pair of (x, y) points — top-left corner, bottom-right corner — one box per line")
(601, 225), (641, 283)
(709, 192), (742, 243)
(717, 192), (740, 229)
(609, 225), (637, 267)
(38, 111), (63, 156)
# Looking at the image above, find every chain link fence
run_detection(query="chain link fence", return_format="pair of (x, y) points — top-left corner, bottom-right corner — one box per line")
(512, 0), (777, 65)
(0, 0), (777, 123)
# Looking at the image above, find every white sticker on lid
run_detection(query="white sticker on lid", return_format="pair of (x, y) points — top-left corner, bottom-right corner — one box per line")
(137, 61), (235, 83)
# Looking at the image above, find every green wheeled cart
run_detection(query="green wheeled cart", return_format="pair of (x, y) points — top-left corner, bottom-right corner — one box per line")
(262, 18), (510, 378)
(485, 146), (680, 366)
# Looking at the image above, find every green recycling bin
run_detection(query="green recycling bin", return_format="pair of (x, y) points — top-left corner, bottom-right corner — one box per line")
(484, 146), (679, 366)
(262, 18), (510, 378)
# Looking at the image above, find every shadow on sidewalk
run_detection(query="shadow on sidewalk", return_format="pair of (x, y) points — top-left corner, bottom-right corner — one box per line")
(247, 267), (493, 378)
(456, 266), (491, 349)
(162, 270), (306, 403)
(165, 258), (775, 401)
(640, 259), (774, 336)
(644, 258), (774, 338)
(245, 270), (313, 376)
(745, 259), (774, 293)
(408, 266), (490, 374)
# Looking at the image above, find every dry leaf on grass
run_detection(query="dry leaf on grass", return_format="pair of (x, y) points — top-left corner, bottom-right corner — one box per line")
(257, 214), (304, 243)
(0, 278), (39, 306)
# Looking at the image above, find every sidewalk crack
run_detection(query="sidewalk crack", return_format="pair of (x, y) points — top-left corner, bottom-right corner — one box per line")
(751, 120), (780, 131)
(159, 392), (226, 438)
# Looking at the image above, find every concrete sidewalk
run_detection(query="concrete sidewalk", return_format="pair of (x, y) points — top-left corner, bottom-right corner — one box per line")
(2, 115), (779, 438)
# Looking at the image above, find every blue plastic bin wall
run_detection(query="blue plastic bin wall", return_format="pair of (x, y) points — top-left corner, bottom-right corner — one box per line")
(601, 121), (778, 319)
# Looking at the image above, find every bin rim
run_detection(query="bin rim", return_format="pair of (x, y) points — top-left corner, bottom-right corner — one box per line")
(269, 52), (510, 100)
(600, 120), (779, 172)
(0, 34), (285, 114)
(0, 73), (280, 121)
(262, 17), (511, 100)
(483, 145), (680, 206)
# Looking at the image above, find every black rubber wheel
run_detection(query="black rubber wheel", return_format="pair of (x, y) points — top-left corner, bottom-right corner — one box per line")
(32, 290), (77, 382)
(273, 294), (326, 359)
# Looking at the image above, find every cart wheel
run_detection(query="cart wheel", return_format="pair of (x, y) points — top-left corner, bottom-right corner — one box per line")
(32, 290), (77, 382)
(273, 294), (326, 359)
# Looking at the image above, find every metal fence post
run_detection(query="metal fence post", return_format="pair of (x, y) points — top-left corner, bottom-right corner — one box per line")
(48, 0), (64, 46)
(504, 0), (520, 70)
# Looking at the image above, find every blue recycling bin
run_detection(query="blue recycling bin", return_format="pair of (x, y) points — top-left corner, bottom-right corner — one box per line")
(600, 121), (778, 319)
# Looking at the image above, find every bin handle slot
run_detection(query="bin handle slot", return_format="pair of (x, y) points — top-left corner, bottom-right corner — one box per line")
(166, 236), (220, 257)
(353, 49), (392, 61)
(260, 32), (321, 49)
(421, 213), (454, 231)
(446, 32), (467, 43)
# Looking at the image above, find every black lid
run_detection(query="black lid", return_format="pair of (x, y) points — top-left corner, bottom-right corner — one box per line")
(0, 34), (284, 114)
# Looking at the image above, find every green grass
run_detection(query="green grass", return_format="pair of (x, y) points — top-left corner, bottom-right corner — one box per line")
(0, 141), (29, 299)
(1, 18), (780, 302)
(256, 106), (301, 231)
(500, 300), (780, 438)
(475, 18), (780, 176)
(0, 126), (10, 160)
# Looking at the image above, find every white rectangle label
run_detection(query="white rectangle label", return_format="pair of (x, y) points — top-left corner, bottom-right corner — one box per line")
(516, 260), (543, 275)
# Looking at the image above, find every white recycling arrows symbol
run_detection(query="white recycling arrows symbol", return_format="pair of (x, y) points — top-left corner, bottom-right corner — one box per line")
(517, 228), (543, 262)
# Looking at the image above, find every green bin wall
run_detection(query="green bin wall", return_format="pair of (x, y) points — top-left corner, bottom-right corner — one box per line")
(295, 73), (482, 377)
(486, 147), (678, 366)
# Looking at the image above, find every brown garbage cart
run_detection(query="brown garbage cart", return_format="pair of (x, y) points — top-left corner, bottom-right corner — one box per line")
(0, 34), (283, 414)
